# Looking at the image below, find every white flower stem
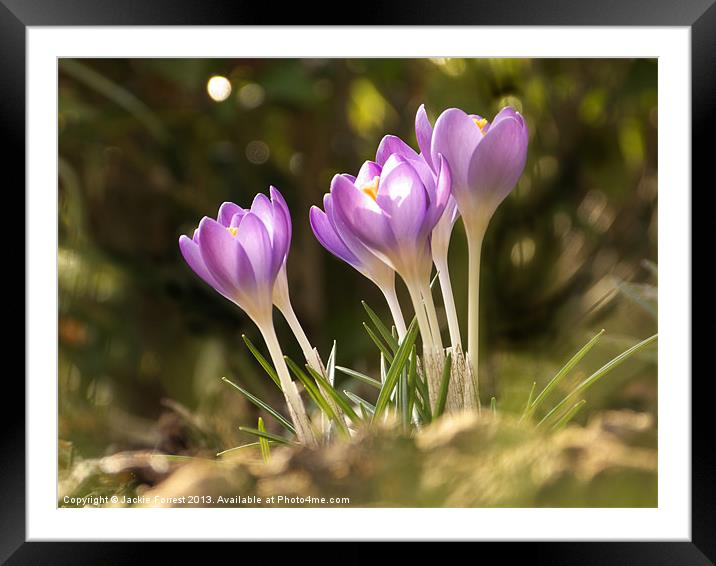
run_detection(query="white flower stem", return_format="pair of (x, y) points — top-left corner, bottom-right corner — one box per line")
(259, 321), (317, 447)
(406, 281), (435, 352)
(381, 283), (407, 341)
(420, 281), (444, 352)
(466, 224), (487, 408)
(406, 280), (443, 403)
(277, 300), (323, 374)
(434, 256), (462, 351)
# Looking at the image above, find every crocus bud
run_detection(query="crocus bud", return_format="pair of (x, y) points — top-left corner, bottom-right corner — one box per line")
(179, 188), (316, 446)
(178, 189), (289, 326)
(431, 106), (528, 234)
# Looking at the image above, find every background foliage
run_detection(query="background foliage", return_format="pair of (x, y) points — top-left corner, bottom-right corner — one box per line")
(58, 58), (657, 461)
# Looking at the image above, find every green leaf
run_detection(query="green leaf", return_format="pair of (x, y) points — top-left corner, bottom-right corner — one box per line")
(326, 340), (337, 385)
(363, 322), (394, 364)
(242, 334), (281, 389)
(305, 364), (361, 424)
(284, 356), (346, 434)
(221, 377), (296, 435)
(335, 366), (382, 389)
(216, 440), (281, 457)
(523, 381), (537, 415)
(238, 426), (295, 445)
(257, 417), (270, 462)
(406, 347), (418, 421)
(414, 363), (432, 423)
(373, 320), (419, 420)
(343, 390), (376, 415)
(433, 352), (453, 418)
(362, 300), (399, 353)
(551, 400), (587, 431)
(539, 333), (658, 428)
(525, 329), (605, 420)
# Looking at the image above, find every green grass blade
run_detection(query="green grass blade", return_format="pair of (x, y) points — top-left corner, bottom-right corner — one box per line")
(216, 440), (281, 457)
(414, 363), (432, 423)
(221, 377), (296, 435)
(362, 300), (399, 353)
(433, 352), (453, 418)
(551, 400), (587, 431)
(363, 322), (394, 364)
(344, 390), (376, 415)
(522, 381), (537, 417)
(335, 366), (382, 389)
(326, 340), (337, 385)
(257, 417), (270, 462)
(373, 320), (419, 420)
(284, 356), (345, 433)
(406, 347), (418, 422)
(526, 329), (605, 419)
(490, 397), (497, 415)
(242, 334), (281, 389)
(305, 365), (361, 424)
(539, 333), (657, 427)
(238, 426), (295, 445)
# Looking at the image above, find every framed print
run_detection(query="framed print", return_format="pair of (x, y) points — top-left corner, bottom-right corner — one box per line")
(4, 0), (711, 561)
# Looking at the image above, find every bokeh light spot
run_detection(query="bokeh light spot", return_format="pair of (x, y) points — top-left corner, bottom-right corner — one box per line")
(245, 140), (270, 164)
(207, 75), (232, 102)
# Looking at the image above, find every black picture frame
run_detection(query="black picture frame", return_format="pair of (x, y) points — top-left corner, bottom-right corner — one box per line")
(4, 1), (709, 562)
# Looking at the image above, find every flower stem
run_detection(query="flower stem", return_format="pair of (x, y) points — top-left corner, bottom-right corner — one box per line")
(466, 225), (486, 408)
(382, 284), (407, 341)
(406, 281), (435, 353)
(259, 322), (317, 447)
(434, 256), (462, 351)
(277, 300), (323, 374)
(420, 281), (444, 352)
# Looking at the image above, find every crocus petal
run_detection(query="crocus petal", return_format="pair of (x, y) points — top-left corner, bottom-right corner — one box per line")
(466, 115), (528, 212)
(415, 104), (434, 172)
(269, 185), (293, 248)
(426, 154), (451, 227)
(331, 174), (395, 254)
(197, 217), (249, 295)
(376, 158), (429, 243)
(179, 234), (229, 297)
(354, 161), (382, 188)
(217, 202), (245, 227)
(235, 212), (275, 289)
(269, 188), (292, 272)
(309, 205), (362, 269)
(431, 108), (483, 191)
(491, 106), (524, 128)
(325, 192), (387, 277)
(249, 193), (274, 229)
(375, 134), (419, 166)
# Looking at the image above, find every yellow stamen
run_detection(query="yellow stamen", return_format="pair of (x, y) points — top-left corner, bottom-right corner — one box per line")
(473, 117), (488, 132)
(227, 226), (238, 236)
(360, 176), (380, 201)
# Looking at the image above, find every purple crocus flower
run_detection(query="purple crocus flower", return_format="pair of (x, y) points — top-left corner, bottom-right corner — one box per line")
(331, 154), (451, 283)
(327, 149), (451, 355)
(430, 105), (529, 404)
(310, 162), (409, 338)
(414, 104), (462, 351)
(431, 106), (528, 231)
(178, 187), (316, 446)
(178, 187), (289, 325)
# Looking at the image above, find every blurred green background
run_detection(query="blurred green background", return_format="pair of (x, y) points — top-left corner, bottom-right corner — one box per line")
(58, 58), (657, 459)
